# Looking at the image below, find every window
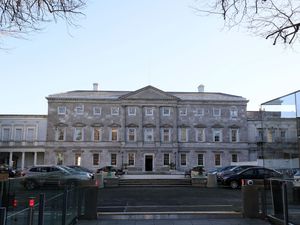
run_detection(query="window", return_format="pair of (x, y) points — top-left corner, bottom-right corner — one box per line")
(56, 127), (65, 141)
(93, 128), (101, 141)
(162, 107), (170, 116)
(111, 107), (119, 115)
(127, 128), (136, 142)
(128, 107), (136, 116)
(180, 153), (187, 166)
(145, 107), (154, 116)
(75, 153), (81, 166)
(56, 153), (64, 165)
(214, 154), (221, 166)
(15, 128), (23, 141)
(74, 127), (83, 141)
(231, 154), (238, 163)
(195, 108), (204, 116)
(27, 128), (35, 142)
(196, 128), (205, 142)
(257, 128), (263, 141)
(2, 128), (10, 141)
(75, 104), (84, 115)
(93, 153), (100, 166)
(128, 153), (135, 166)
(197, 154), (204, 166)
(179, 128), (188, 142)
(213, 108), (221, 117)
(230, 108), (238, 119)
(144, 128), (154, 142)
(111, 153), (117, 166)
(267, 129), (275, 142)
(93, 107), (101, 115)
(163, 154), (170, 166)
(57, 106), (66, 115)
(280, 130), (286, 141)
(230, 129), (239, 142)
(162, 128), (171, 143)
(111, 127), (118, 141)
(213, 129), (222, 142)
(179, 108), (187, 116)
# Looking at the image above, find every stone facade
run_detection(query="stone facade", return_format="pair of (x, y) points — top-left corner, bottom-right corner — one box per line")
(0, 115), (47, 169)
(45, 85), (249, 172)
(247, 111), (298, 160)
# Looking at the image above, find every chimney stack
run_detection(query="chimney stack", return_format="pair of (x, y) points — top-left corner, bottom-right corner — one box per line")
(198, 84), (204, 92)
(93, 83), (99, 91)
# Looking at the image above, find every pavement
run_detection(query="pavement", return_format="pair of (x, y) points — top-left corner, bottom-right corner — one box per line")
(77, 218), (272, 225)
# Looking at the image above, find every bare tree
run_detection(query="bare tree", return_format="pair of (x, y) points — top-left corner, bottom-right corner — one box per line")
(194, 0), (300, 45)
(0, 0), (86, 39)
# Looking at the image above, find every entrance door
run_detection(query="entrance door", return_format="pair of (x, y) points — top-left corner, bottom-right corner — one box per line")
(145, 155), (153, 172)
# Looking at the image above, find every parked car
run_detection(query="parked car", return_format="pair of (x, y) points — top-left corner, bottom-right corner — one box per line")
(293, 170), (300, 187)
(209, 166), (236, 175)
(221, 167), (282, 189)
(22, 165), (94, 190)
(217, 165), (257, 182)
(96, 166), (124, 176)
(60, 165), (94, 179)
(67, 165), (94, 174)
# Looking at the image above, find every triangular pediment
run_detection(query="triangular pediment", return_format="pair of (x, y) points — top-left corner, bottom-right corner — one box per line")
(119, 85), (179, 101)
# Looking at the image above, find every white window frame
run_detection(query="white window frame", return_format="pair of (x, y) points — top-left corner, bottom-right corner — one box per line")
(14, 127), (23, 142)
(74, 153), (81, 166)
(56, 127), (66, 141)
(127, 128), (136, 142)
(2, 127), (11, 141)
(93, 153), (100, 166)
(128, 107), (136, 116)
(26, 127), (36, 142)
(213, 108), (221, 117)
(144, 128), (154, 142)
(74, 127), (84, 141)
(128, 153), (135, 166)
(230, 128), (239, 142)
(110, 127), (119, 141)
(195, 108), (204, 116)
(93, 107), (101, 116)
(93, 127), (101, 141)
(179, 128), (188, 142)
(231, 153), (238, 163)
(163, 153), (170, 166)
(111, 107), (119, 115)
(57, 106), (66, 115)
(111, 153), (117, 166)
(196, 128), (205, 142)
(161, 128), (171, 143)
(197, 153), (204, 166)
(56, 152), (64, 165)
(75, 104), (84, 115)
(180, 153), (187, 166)
(179, 108), (187, 116)
(145, 107), (154, 116)
(213, 129), (223, 142)
(214, 153), (221, 166)
(230, 108), (238, 119)
(162, 107), (171, 116)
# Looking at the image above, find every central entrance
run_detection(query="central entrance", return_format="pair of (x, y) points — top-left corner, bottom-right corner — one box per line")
(145, 155), (153, 172)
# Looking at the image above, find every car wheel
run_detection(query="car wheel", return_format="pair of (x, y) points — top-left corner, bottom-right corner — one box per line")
(230, 180), (239, 189)
(25, 180), (36, 190)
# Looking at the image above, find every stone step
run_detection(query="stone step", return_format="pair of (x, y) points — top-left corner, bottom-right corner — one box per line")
(118, 178), (191, 186)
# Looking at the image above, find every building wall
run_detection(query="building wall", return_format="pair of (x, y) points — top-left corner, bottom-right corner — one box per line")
(0, 115), (47, 169)
(45, 86), (249, 172)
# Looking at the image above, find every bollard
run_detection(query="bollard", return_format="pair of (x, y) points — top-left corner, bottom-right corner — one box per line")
(206, 174), (217, 188)
(27, 197), (35, 225)
(83, 186), (98, 219)
(242, 183), (260, 218)
(38, 193), (45, 225)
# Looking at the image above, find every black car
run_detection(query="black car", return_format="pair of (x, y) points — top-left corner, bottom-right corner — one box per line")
(217, 165), (257, 182)
(221, 167), (282, 189)
(96, 166), (124, 176)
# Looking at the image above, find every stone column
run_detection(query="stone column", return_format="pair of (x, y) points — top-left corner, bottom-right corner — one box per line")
(9, 152), (13, 167)
(34, 152), (37, 166)
(21, 152), (25, 170)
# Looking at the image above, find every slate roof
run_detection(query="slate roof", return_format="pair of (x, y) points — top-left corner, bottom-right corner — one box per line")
(47, 86), (247, 102)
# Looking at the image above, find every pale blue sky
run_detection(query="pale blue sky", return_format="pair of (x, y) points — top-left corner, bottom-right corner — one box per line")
(0, 0), (300, 114)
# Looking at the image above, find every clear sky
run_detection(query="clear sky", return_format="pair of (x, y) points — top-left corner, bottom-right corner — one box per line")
(0, 0), (300, 115)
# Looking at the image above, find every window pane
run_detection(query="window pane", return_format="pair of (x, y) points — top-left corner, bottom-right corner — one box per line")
(111, 128), (118, 141)
(198, 154), (204, 166)
(3, 128), (10, 141)
(15, 128), (23, 141)
(93, 153), (99, 166)
(128, 153), (135, 166)
(27, 128), (35, 141)
(231, 154), (238, 163)
(94, 128), (100, 141)
(75, 153), (81, 166)
(111, 153), (117, 165)
(215, 154), (221, 166)
(180, 154), (187, 166)
(163, 154), (170, 166)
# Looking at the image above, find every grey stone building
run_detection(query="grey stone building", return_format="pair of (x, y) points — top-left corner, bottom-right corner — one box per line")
(0, 115), (47, 170)
(45, 85), (249, 172)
